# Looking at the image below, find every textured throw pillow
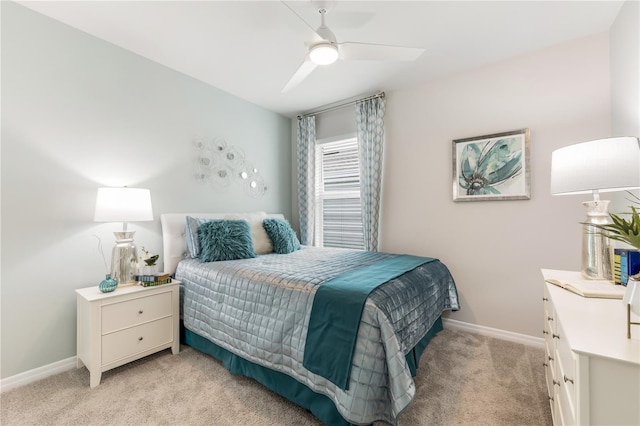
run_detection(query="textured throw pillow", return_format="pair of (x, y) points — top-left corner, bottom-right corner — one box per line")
(262, 218), (301, 254)
(185, 216), (210, 258)
(225, 212), (273, 255)
(198, 220), (256, 262)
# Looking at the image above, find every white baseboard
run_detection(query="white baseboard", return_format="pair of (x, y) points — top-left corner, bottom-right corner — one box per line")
(0, 356), (77, 393)
(443, 318), (544, 348)
(1, 320), (542, 393)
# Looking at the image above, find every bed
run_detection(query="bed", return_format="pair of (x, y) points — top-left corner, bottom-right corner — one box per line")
(161, 212), (459, 426)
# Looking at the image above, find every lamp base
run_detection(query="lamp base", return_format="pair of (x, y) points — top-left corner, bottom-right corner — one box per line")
(581, 200), (612, 280)
(111, 231), (139, 286)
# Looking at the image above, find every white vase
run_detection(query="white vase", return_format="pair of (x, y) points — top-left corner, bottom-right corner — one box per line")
(138, 264), (159, 275)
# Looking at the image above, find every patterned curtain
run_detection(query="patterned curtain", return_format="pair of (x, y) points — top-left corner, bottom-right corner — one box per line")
(356, 95), (386, 252)
(296, 115), (316, 245)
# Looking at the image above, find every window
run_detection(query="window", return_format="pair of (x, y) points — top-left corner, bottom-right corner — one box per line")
(314, 137), (365, 250)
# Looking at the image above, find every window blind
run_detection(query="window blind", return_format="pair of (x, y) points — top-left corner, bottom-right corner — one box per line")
(315, 138), (365, 250)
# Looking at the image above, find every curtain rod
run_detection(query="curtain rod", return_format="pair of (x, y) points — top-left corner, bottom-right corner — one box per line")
(297, 92), (385, 120)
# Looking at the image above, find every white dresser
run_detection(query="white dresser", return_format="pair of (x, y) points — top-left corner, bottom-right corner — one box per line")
(76, 281), (180, 388)
(542, 269), (640, 425)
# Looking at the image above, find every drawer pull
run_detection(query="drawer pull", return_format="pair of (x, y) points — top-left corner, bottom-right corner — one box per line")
(543, 362), (548, 368)
(547, 316), (553, 321)
(553, 380), (561, 387)
(543, 297), (548, 301)
(138, 310), (144, 315)
(548, 396), (554, 402)
(548, 355), (554, 362)
(552, 333), (560, 339)
(563, 375), (574, 385)
(138, 337), (144, 341)
(543, 330), (549, 335)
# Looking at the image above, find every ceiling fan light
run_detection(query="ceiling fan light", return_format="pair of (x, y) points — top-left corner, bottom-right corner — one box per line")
(309, 43), (338, 65)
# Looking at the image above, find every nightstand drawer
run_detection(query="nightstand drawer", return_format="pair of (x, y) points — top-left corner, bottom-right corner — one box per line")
(102, 317), (173, 365)
(102, 291), (172, 334)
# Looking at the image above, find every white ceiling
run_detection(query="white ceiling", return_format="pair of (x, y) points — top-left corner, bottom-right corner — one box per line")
(18, 1), (624, 117)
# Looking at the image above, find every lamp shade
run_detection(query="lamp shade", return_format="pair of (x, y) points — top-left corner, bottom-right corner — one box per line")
(94, 187), (153, 222)
(551, 137), (640, 195)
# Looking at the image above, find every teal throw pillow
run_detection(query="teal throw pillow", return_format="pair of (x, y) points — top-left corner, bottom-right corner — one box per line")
(198, 220), (256, 262)
(262, 218), (301, 254)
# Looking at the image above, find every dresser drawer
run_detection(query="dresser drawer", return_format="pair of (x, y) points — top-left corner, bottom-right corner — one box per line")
(102, 317), (173, 365)
(555, 320), (576, 405)
(544, 356), (555, 400)
(102, 291), (172, 334)
(557, 368), (576, 426)
(544, 320), (555, 354)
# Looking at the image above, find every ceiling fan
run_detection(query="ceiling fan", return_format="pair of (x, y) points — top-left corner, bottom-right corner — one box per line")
(281, 2), (425, 92)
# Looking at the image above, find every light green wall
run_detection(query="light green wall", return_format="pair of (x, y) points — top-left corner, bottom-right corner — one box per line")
(1, 2), (291, 378)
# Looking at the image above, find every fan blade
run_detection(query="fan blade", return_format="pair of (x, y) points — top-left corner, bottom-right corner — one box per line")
(339, 42), (424, 61)
(280, 1), (324, 44)
(282, 59), (318, 92)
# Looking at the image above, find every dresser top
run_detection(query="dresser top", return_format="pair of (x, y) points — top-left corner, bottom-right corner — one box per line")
(542, 269), (639, 365)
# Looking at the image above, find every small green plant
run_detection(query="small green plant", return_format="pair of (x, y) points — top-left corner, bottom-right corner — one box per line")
(592, 192), (640, 251)
(140, 246), (159, 266)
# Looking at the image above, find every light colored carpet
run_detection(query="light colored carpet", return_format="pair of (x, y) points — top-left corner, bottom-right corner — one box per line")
(1, 328), (552, 425)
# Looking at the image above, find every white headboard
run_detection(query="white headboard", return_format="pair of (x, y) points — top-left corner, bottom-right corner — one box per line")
(160, 213), (285, 275)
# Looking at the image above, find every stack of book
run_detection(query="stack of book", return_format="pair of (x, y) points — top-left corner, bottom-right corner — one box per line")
(613, 249), (640, 285)
(135, 272), (172, 287)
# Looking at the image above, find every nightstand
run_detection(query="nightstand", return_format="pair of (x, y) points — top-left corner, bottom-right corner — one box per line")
(76, 281), (180, 388)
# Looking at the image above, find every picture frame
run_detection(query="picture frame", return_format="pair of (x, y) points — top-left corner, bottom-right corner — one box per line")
(452, 128), (530, 202)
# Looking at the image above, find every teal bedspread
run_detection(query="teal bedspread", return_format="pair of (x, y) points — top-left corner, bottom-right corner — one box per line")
(178, 246), (459, 425)
(303, 254), (435, 390)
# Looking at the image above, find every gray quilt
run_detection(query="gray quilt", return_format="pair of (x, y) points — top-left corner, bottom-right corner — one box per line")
(177, 246), (459, 425)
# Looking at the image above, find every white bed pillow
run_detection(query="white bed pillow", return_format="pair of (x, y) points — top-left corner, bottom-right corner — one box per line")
(185, 216), (209, 258)
(225, 212), (273, 255)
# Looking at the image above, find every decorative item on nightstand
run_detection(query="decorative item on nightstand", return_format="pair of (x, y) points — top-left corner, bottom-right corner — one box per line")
(138, 246), (159, 275)
(624, 277), (640, 338)
(99, 274), (117, 293)
(94, 187), (154, 286)
(550, 136), (640, 280)
(94, 235), (117, 293)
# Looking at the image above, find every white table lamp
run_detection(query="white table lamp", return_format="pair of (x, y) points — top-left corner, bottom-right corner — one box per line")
(551, 137), (640, 280)
(94, 187), (153, 285)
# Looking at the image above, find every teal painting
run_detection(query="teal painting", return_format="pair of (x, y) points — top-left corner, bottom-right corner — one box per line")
(453, 129), (530, 201)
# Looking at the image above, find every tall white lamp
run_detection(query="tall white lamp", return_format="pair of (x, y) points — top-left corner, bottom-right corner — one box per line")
(94, 187), (154, 285)
(551, 137), (640, 280)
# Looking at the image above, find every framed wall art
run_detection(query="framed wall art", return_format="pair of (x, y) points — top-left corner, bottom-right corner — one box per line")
(452, 128), (530, 202)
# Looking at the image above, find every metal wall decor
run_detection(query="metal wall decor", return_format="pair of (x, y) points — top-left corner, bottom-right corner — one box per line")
(452, 128), (530, 202)
(194, 137), (267, 198)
